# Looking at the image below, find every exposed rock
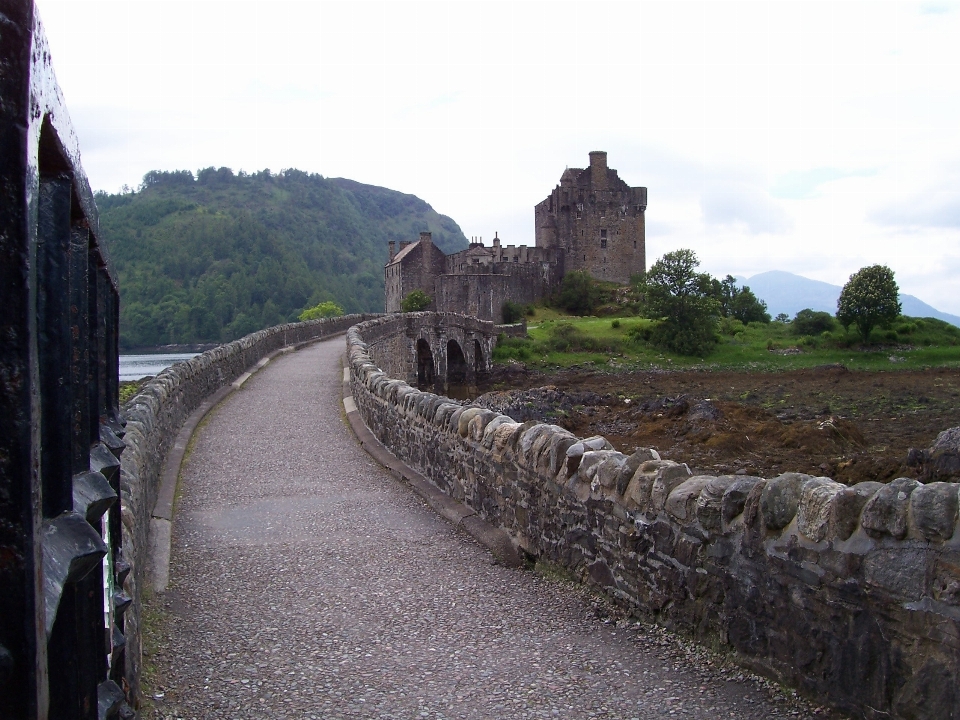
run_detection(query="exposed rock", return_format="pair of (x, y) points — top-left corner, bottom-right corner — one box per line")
(917, 426), (960, 482)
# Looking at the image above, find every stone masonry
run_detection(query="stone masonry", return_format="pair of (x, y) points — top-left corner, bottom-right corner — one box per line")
(348, 313), (960, 720)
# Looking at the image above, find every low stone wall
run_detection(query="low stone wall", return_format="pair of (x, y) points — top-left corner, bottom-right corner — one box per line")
(347, 318), (960, 719)
(120, 315), (375, 702)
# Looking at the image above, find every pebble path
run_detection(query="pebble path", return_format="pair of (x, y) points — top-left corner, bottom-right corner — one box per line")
(147, 338), (841, 719)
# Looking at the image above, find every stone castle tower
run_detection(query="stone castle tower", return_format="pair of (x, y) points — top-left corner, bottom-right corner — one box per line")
(534, 151), (646, 284)
(385, 152), (646, 320)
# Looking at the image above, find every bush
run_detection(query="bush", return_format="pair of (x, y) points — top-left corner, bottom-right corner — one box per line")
(298, 300), (344, 321)
(401, 289), (432, 312)
(553, 270), (601, 315)
(545, 322), (621, 353)
(791, 309), (836, 336)
(502, 301), (524, 324)
(492, 336), (533, 361)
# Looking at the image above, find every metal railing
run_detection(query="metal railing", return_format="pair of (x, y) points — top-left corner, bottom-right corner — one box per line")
(0, 2), (132, 717)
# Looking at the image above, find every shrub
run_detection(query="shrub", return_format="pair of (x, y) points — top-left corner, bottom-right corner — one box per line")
(502, 301), (524, 324)
(553, 270), (601, 315)
(401, 289), (432, 312)
(298, 300), (344, 321)
(792, 309), (837, 336)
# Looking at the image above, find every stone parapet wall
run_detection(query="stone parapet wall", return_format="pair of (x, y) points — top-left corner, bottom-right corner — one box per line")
(347, 317), (960, 719)
(120, 314), (376, 701)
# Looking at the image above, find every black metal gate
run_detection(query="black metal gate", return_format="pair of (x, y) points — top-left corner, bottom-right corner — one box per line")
(0, 2), (133, 717)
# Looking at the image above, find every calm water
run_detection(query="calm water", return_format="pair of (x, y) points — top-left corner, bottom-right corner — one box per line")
(119, 353), (198, 382)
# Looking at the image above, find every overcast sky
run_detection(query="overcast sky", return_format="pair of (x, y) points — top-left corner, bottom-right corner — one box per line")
(36, 0), (960, 313)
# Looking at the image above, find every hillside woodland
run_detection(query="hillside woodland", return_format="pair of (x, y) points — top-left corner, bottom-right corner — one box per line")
(97, 167), (467, 349)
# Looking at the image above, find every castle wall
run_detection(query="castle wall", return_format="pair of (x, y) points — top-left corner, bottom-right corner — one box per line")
(435, 263), (554, 323)
(385, 240), (446, 312)
(348, 315), (960, 720)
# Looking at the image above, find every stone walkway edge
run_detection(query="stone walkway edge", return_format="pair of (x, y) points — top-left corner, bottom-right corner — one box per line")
(147, 339), (324, 591)
(340, 360), (525, 568)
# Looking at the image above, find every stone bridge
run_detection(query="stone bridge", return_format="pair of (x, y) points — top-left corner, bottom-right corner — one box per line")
(353, 312), (499, 395)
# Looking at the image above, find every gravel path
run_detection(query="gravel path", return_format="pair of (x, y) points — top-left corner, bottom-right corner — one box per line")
(147, 338), (840, 719)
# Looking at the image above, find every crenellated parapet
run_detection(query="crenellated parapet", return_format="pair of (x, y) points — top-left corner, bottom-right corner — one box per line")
(347, 316), (960, 719)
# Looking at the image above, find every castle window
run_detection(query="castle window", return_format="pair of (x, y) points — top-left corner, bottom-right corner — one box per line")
(601, 238), (607, 249)
(513, 256), (518, 262)
(634, 241), (637, 248)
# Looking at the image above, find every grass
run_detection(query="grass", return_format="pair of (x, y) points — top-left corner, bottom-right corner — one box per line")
(494, 312), (960, 372)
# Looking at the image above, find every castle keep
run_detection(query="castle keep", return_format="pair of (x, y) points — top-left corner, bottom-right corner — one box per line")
(385, 152), (647, 321)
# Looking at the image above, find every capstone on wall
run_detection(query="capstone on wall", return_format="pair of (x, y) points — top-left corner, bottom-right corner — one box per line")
(347, 315), (960, 720)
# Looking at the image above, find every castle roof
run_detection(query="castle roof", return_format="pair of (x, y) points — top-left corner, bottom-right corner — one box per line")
(387, 240), (419, 266)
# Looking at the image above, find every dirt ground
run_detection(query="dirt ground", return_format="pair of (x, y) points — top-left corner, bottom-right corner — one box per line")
(475, 363), (960, 485)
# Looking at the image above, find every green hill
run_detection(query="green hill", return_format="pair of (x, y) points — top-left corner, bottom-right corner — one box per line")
(96, 167), (467, 349)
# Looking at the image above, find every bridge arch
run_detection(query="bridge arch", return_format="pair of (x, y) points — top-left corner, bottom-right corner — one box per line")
(446, 339), (468, 386)
(416, 338), (434, 389)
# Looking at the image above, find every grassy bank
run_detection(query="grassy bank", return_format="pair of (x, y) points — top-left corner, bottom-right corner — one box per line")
(494, 311), (960, 372)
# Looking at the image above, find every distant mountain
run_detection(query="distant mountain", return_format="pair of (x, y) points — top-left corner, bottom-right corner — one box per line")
(739, 270), (960, 328)
(97, 167), (468, 349)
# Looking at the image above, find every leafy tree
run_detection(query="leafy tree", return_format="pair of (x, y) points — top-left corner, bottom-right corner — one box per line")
(299, 300), (344, 321)
(729, 286), (770, 323)
(401, 290), (432, 312)
(836, 265), (901, 342)
(96, 167), (468, 348)
(644, 249), (720, 356)
(774, 312), (790, 323)
(707, 275), (770, 324)
(554, 270), (600, 315)
(792, 309), (836, 336)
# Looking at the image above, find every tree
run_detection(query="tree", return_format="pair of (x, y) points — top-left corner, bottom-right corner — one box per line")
(707, 275), (770, 324)
(298, 300), (344, 321)
(554, 270), (600, 315)
(836, 265), (901, 342)
(644, 249), (720, 356)
(401, 289), (432, 312)
(729, 286), (770, 324)
(792, 309), (836, 336)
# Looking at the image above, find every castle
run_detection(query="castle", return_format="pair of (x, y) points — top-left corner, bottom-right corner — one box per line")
(384, 151), (647, 322)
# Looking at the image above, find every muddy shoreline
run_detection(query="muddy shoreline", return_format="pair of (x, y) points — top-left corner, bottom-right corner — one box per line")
(476, 363), (960, 485)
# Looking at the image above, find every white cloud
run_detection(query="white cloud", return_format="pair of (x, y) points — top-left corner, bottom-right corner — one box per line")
(33, 0), (960, 315)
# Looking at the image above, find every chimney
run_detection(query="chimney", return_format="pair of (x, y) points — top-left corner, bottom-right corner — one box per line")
(493, 232), (500, 247)
(589, 151), (608, 190)
(420, 231), (433, 279)
(388, 240), (396, 261)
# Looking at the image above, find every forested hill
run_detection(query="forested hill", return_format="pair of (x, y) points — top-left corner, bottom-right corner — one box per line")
(96, 167), (467, 350)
